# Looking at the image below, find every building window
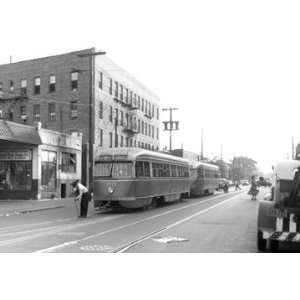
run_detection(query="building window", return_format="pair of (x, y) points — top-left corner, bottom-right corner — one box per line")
(138, 119), (140, 132)
(33, 104), (40, 121)
(125, 113), (129, 127)
(148, 124), (151, 137)
(120, 110), (124, 126)
(141, 98), (144, 112)
(99, 101), (103, 119)
(0, 160), (32, 191)
(152, 125), (154, 138)
(133, 93), (137, 107)
(125, 88), (129, 103)
(157, 128), (159, 140)
(9, 80), (14, 92)
(138, 141), (141, 148)
(109, 132), (113, 148)
(115, 108), (118, 126)
(152, 105), (154, 118)
(114, 81), (118, 98)
(134, 140), (136, 147)
(20, 79), (27, 95)
(145, 122), (148, 136)
(49, 75), (56, 93)
(138, 96), (140, 109)
(109, 78), (113, 95)
(120, 136), (124, 147)
(99, 129), (103, 147)
(130, 91), (133, 105)
(157, 108), (159, 120)
(98, 129), (103, 147)
(126, 137), (129, 147)
(61, 152), (77, 173)
(142, 121), (144, 134)
(20, 106), (27, 122)
(34, 77), (40, 94)
(70, 101), (78, 119)
(120, 84), (123, 101)
(130, 139), (133, 147)
(48, 103), (56, 121)
(99, 72), (103, 89)
(71, 72), (78, 91)
(109, 106), (113, 122)
(41, 150), (57, 192)
(0, 82), (3, 91)
(115, 133), (118, 147)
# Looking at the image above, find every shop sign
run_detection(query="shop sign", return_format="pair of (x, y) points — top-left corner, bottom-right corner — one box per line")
(0, 150), (32, 161)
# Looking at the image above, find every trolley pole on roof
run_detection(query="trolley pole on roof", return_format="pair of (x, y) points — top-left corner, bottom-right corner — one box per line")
(162, 107), (179, 152)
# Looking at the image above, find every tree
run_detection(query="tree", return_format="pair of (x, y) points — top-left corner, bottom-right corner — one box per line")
(230, 156), (258, 181)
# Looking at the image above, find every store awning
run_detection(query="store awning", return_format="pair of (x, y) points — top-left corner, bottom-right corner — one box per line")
(0, 120), (42, 145)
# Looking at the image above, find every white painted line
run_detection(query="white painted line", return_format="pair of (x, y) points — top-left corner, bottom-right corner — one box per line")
(35, 191), (245, 253)
(115, 193), (243, 253)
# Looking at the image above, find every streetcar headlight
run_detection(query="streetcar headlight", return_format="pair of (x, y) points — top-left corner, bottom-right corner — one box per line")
(107, 186), (114, 194)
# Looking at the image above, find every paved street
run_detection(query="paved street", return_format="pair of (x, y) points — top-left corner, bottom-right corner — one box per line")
(0, 186), (267, 253)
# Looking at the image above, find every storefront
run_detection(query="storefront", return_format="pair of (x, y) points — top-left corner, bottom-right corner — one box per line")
(0, 120), (82, 200)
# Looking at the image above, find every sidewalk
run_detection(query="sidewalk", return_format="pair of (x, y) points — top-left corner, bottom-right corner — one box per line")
(0, 197), (76, 216)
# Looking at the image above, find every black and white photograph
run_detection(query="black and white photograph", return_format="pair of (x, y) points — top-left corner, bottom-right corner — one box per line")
(0, 0), (300, 299)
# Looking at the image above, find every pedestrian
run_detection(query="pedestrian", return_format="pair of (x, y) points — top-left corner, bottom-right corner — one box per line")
(235, 180), (241, 191)
(248, 176), (259, 200)
(71, 180), (91, 218)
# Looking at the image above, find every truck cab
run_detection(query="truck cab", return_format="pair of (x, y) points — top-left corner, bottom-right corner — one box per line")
(257, 160), (300, 251)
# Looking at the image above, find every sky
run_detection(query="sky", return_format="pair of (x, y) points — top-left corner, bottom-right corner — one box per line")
(0, 0), (300, 173)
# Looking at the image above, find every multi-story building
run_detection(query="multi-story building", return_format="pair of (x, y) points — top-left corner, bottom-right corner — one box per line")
(0, 48), (160, 187)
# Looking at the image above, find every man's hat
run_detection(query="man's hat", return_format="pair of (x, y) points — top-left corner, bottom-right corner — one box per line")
(71, 179), (79, 187)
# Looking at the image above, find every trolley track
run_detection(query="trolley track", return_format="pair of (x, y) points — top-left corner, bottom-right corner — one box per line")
(0, 190), (245, 252)
(35, 190), (245, 253)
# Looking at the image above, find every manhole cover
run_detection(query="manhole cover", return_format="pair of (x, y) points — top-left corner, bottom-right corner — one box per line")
(152, 236), (189, 244)
(80, 245), (112, 252)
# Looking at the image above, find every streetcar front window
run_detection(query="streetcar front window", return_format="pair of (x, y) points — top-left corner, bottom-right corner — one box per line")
(112, 162), (133, 178)
(94, 162), (133, 178)
(94, 162), (113, 177)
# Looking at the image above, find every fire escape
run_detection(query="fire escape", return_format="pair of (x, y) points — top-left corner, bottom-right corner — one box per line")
(0, 88), (28, 121)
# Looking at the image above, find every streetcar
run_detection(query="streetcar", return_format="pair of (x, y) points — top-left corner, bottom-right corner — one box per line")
(189, 161), (221, 196)
(93, 148), (191, 209)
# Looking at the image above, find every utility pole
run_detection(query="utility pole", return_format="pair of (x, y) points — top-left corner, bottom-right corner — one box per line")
(220, 144), (223, 161)
(200, 128), (204, 160)
(292, 136), (295, 160)
(162, 107), (179, 152)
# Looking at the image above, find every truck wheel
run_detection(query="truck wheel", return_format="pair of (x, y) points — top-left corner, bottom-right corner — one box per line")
(269, 240), (279, 252)
(257, 230), (267, 251)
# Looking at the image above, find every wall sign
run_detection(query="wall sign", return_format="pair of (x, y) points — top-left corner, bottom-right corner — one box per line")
(0, 150), (32, 161)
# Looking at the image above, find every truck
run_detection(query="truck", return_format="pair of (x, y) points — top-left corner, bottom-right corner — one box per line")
(257, 160), (300, 252)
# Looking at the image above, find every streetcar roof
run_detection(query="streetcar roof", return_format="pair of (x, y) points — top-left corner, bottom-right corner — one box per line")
(273, 160), (300, 180)
(190, 160), (220, 171)
(95, 148), (190, 164)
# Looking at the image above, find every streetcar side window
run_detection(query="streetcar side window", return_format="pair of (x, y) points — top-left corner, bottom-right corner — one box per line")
(171, 165), (177, 177)
(198, 167), (204, 178)
(136, 161), (150, 177)
(163, 164), (170, 177)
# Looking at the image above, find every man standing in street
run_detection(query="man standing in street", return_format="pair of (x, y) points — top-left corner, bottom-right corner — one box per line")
(72, 180), (91, 218)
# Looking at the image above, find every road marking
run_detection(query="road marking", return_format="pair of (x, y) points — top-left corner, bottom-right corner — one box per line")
(114, 193), (243, 253)
(0, 214), (125, 248)
(35, 191), (245, 253)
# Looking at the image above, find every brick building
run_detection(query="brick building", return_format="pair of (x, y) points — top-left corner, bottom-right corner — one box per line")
(0, 48), (160, 187)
